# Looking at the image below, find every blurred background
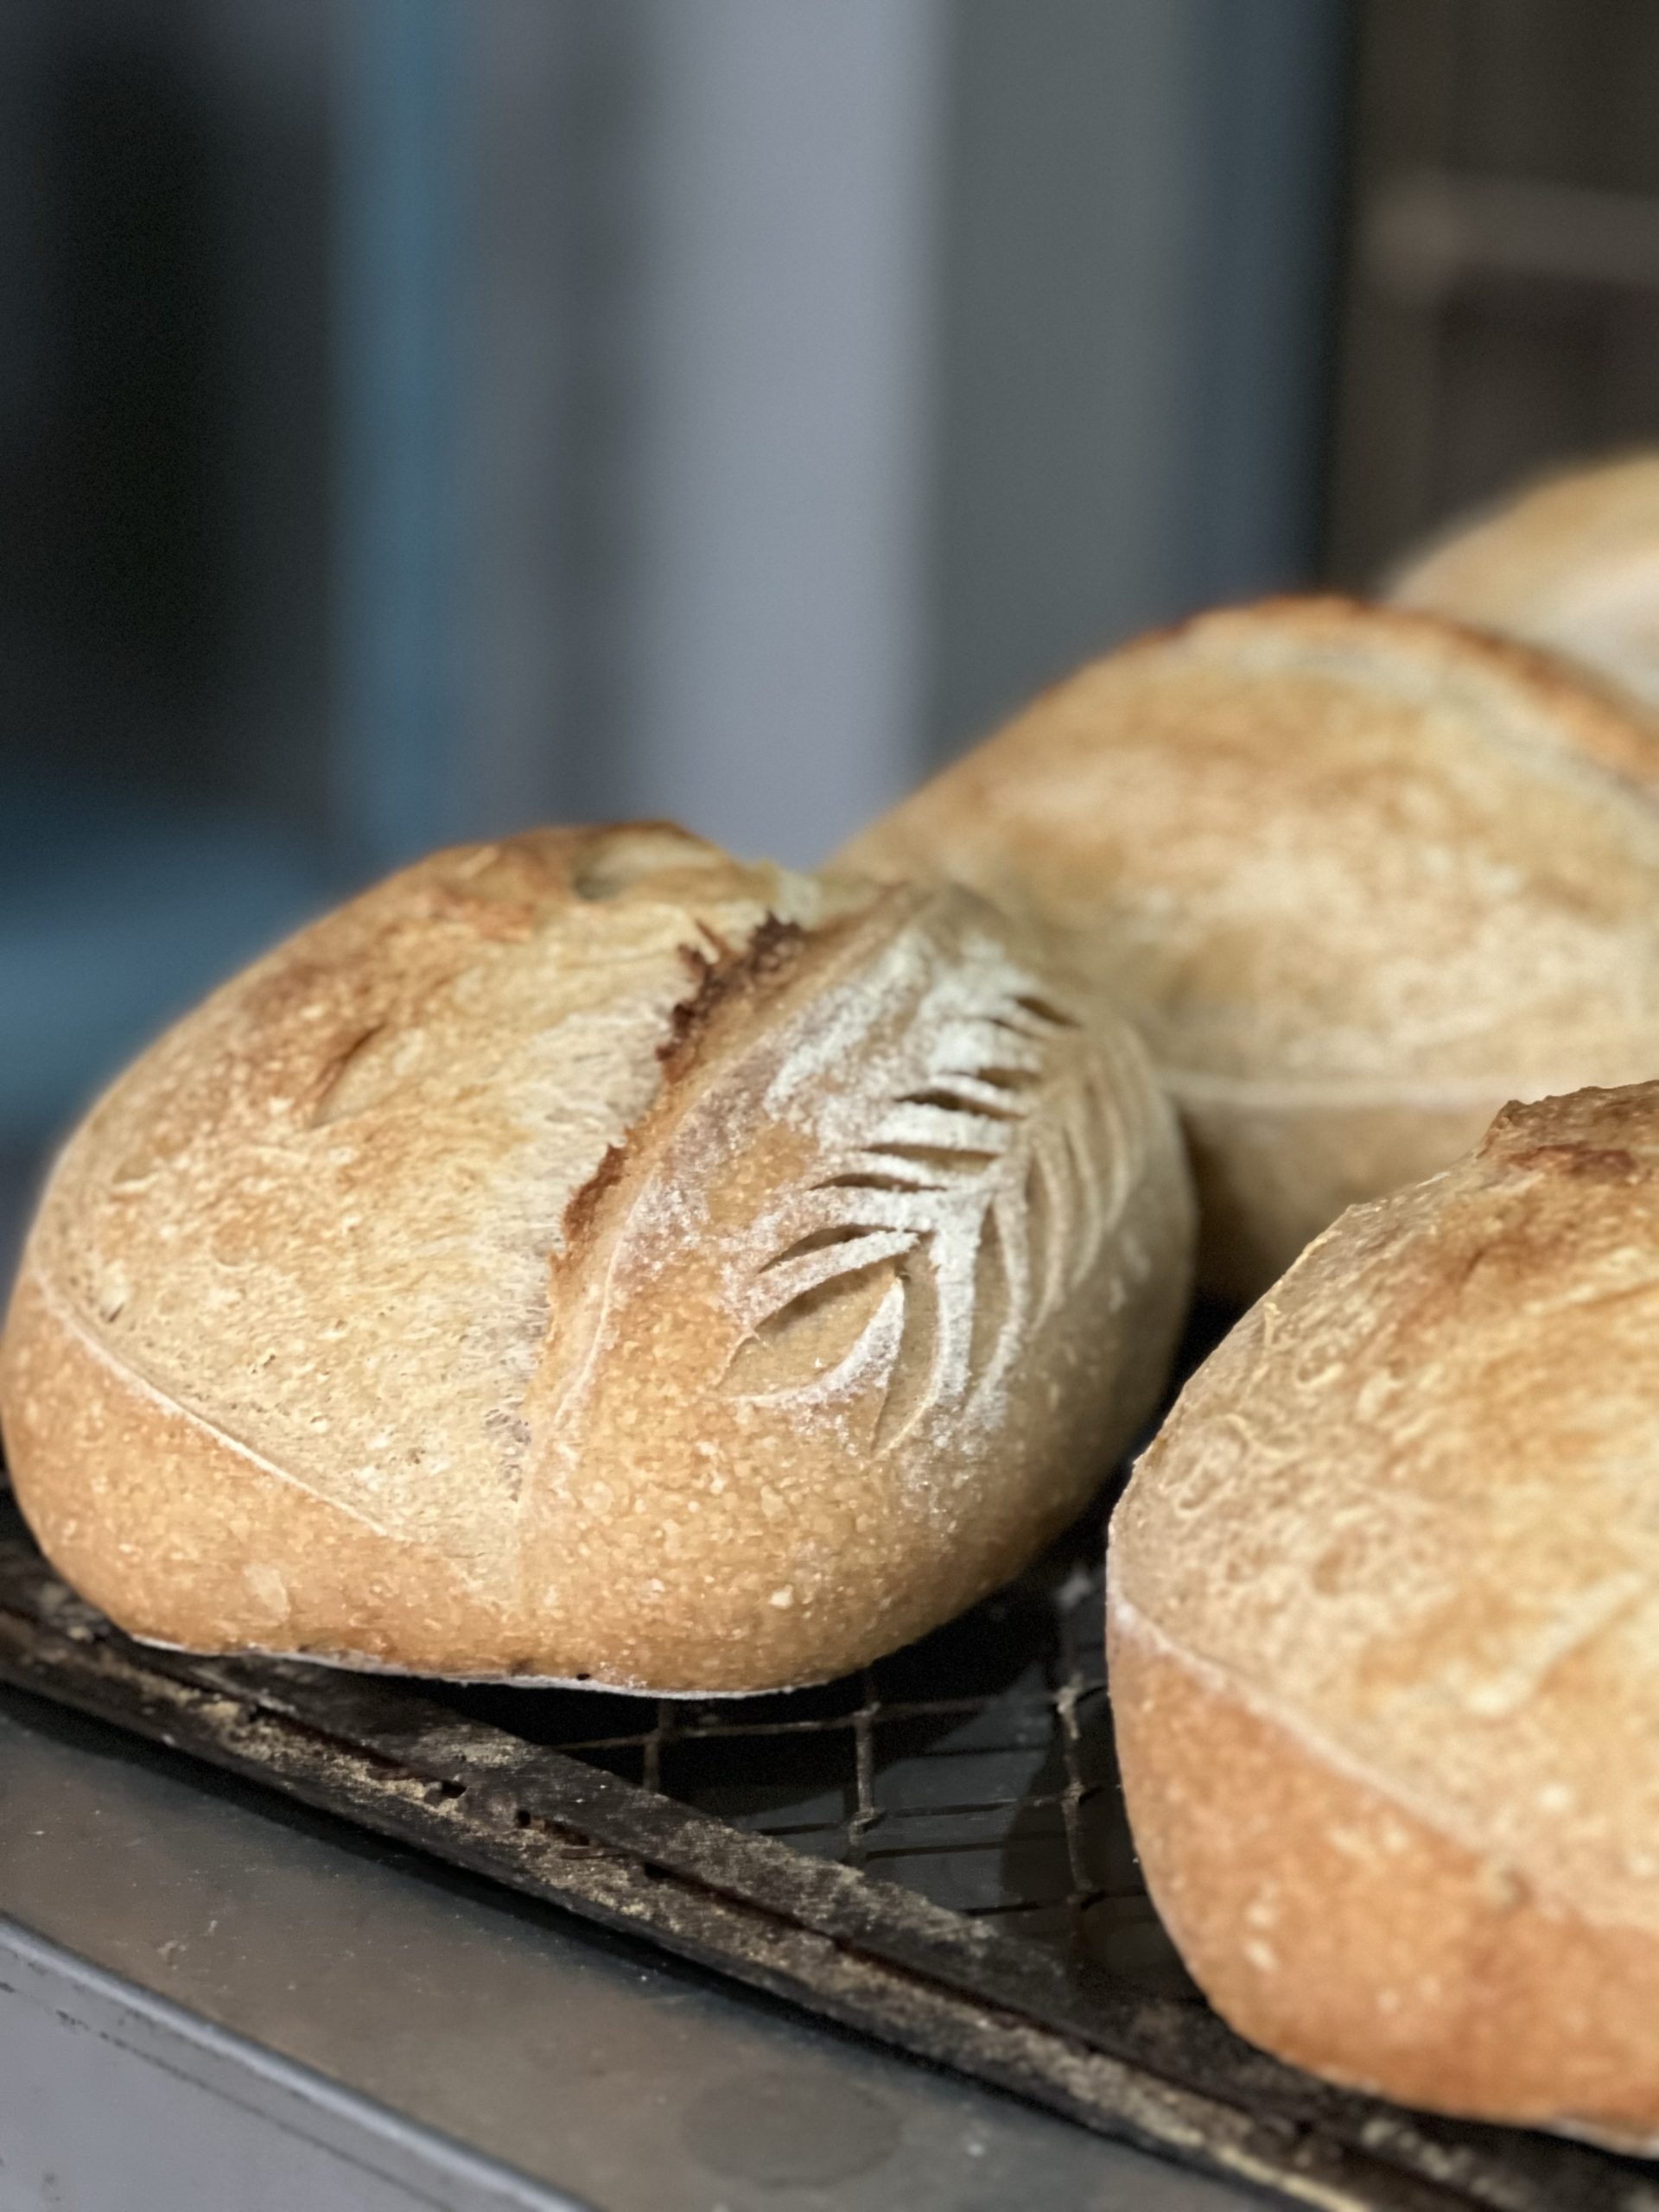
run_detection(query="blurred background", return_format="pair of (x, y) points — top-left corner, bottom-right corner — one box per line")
(3, 0), (1659, 1266)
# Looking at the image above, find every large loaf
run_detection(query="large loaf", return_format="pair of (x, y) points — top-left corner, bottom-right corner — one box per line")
(0, 823), (1193, 1694)
(1390, 451), (1659, 709)
(839, 596), (1659, 1298)
(1109, 1082), (1659, 2145)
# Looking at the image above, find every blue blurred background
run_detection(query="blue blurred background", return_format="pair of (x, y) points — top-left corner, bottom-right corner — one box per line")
(3, 0), (1659, 1268)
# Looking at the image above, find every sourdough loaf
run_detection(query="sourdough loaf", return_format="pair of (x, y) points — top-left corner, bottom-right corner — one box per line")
(839, 596), (1659, 1298)
(1109, 1081), (1659, 2144)
(1390, 452), (1659, 709)
(0, 823), (1193, 1693)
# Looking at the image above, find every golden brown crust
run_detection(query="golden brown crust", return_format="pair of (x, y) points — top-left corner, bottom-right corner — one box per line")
(1, 821), (1194, 1691)
(1109, 1078), (1659, 2133)
(1108, 1606), (1659, 2138)
(509, 881), (1194, 1689)
(840, 594), (1659, 1294)
(2, 1263), (513, 1671)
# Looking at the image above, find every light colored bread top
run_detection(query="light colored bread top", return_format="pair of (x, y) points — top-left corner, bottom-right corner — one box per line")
(4, 823), (1193, 1690)
(1111, 1080), (1659, 1937)
(840, 597), (1659, 1102)
(25, 825), (852, 1559)
(1390, 452), (1659, 708)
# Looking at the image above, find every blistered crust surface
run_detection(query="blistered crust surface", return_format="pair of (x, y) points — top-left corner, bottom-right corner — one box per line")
(1114, 1081), (1659, 1936)
(1109, 1602), (1659, 2140)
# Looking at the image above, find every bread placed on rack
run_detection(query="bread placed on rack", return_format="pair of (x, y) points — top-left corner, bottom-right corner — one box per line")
(1109, 1081), (1659, 2145)
(1390, 451), (1659, 709)
(0, 823), (1193, 1694)
(839, 595), (1659, 1299)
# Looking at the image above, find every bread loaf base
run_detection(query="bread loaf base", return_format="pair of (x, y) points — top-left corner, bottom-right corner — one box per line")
(2, 1262), (525, 1678)
(1108, 1586), (1659, 2149)
(5, 1256), (879, 1696)
(127, 1630), (811, 1697)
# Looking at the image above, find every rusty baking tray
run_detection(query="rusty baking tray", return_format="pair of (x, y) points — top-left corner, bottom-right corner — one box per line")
(1, 1360), (1653, 2211)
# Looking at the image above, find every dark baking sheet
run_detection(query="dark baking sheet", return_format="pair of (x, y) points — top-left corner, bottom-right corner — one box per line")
(3, 1470), (1656, 2212)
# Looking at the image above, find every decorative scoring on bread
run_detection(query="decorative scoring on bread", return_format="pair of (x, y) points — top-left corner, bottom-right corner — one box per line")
(531, 893), (1173, 1466)
(2, 823), (1196, 1690)
(725, 971), (1135, 1449)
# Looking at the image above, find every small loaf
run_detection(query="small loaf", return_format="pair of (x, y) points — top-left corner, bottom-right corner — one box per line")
(0, 823), (1193, 1694)
(1390, 451), (1659, 709)
(839, 595), (1659, 1298)
(1109, 1082), (1659, 2145)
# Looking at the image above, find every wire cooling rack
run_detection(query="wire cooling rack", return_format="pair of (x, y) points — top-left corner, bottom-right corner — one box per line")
(416, 1522), (1192, 1999)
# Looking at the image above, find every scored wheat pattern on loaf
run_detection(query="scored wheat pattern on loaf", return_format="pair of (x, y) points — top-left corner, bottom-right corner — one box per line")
(724, 981), (1138, 1446)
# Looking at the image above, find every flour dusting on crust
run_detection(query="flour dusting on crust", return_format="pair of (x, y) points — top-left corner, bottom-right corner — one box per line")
(721, 920), (1146, 1446)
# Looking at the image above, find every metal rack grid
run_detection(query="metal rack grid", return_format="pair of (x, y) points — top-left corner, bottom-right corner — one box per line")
(417, 1526), (1191, 1998)
(2, 1471), (1653, 2211)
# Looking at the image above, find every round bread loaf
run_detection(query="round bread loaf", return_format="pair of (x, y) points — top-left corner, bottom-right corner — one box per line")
(1390, 452), (1659, 709)
(839, 596), (1659, 1299)
(1109, 1081), (1659, 2145)
(0, 823), (1192, 1694)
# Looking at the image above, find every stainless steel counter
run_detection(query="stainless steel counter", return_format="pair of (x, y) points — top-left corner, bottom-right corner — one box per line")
(0, 1687), (1252, 2211)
